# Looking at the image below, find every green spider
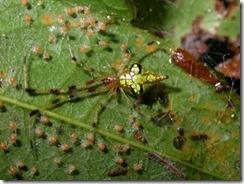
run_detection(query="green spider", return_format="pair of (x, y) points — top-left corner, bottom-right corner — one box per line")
(25, 40), (168, 127)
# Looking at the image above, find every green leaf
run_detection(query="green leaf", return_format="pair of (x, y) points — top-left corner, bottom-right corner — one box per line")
(0, 0), (240, 180)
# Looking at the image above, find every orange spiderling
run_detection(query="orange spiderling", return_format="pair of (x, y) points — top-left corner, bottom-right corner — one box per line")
(31, 46), (42, 53)
(24, 15), (33, 25)
(66, 8), (74, 15)
(121, 144), (130, 153)
(113, 144), (120, 152)
(147, 43), (157, 53)
(123, 52), (131, 60)
(136, 37), (145, 46)
(115, 156), (125, 165)
(84, 8), (91, 15)
(9, 166), (19, 176)
(114, 125), (123, 132)
(97, 141), (106, 151)
(87, 30), (93, 37)
(57, 14), (64, 22)
(113, 60), (125, 70)
(60, 143), (71, 151)
(121, 43), (127, 50)
(67, 165), (76, 174)
(82, 140), (91, 148)
(98, 41), (108, 47)
(30, 167), (38, 176)
(80, 45), (89, 53)
(21, 0), (29, 6)
(133, 163), (143, 172)
(16, 161), (25, 169)
(43, 52), (52, 60)
(47, 135), (58, 144)
(86, 133), (95, 142)
(41, 14), (54, 25)
(35, 128), (45, 137)
(89, 17), (97, 25)
(40, 115), (49, 124)
(9, 77), (17, 85)
(10, 134), (18, 143)
(97, 22), (106, 31)
(70, 133), (78, 142)
(9, 122), (17, 131)
(75, 6), (84, 13)
(0, 142), (8, 151)
(48, 35), (56, 43)
(60, 26), (68, 33)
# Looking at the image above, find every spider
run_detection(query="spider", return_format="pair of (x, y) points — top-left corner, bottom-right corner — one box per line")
(24, 37), (169, 127)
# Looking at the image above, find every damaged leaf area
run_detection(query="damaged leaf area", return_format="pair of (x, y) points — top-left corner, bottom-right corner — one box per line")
(132, 0), (240, 92)
(0, 0), (240, 181)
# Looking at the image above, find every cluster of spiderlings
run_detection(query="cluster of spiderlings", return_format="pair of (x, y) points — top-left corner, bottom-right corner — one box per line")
(80, 132), (107, 151)
(128, 115), (148, 144)
(0, 119), (22, 154)
(113, 144), (130, 154)
(20, 0), (115, 73)
(4, 105), (149, 179)
(80, 132), (94, 149)
(107, 143), (146, 175)
(0, 107), (148, 179)
(0, 111), (41, 179)
(109, 142), (133, 171)
(133, 132), (147, 144)
(30, 45), (53, 62)
(40, 4), (109, 46)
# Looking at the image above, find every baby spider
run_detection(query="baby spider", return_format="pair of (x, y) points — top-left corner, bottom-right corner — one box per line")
(24, 36), (168, 127)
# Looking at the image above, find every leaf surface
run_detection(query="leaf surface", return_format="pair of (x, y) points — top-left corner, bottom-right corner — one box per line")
(0, 0), (240, 180)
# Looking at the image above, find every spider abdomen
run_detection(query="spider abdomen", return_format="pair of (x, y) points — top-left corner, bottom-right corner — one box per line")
(119, 63), (168, 95)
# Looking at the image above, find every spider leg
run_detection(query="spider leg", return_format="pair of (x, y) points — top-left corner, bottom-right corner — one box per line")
(30, 85), (109, 116)
(23, 55), (29, 89)
(25, 78), (105, 95)
(92, 90), (114, 127)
